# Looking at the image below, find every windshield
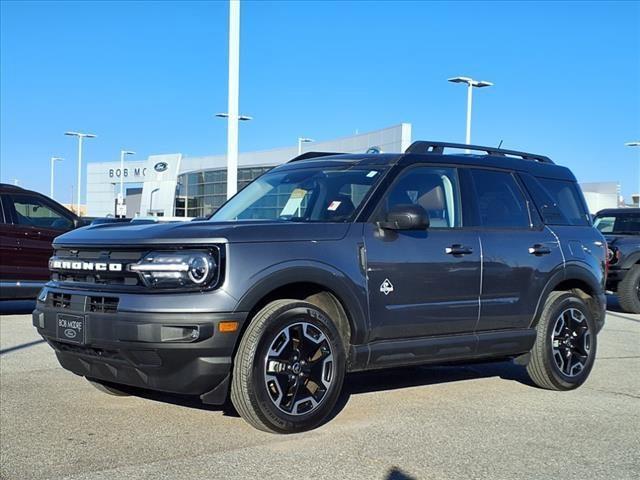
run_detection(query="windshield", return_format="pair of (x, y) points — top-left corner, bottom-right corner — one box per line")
(594, 212), (640, 235)
(210, 166), (385, 222)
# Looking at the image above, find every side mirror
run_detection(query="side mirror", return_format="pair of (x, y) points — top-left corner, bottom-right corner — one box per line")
(378, 204), (430, 231)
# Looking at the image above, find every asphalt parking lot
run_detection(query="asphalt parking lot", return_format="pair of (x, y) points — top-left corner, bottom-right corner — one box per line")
(1, 299), (638, 480)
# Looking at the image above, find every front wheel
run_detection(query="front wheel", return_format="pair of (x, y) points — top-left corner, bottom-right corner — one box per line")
(231, 299), (346, 433)
(526, 291), (597, 390)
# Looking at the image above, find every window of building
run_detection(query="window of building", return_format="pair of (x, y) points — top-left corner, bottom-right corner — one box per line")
(175, 166), (273, 218)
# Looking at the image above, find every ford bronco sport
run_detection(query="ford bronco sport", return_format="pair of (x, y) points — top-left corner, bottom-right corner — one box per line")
(33, 141), (607, 433)
(594, 208), (640, 313)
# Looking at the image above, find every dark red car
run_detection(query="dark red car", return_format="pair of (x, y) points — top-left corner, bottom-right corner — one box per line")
(0, 183), (84, 299)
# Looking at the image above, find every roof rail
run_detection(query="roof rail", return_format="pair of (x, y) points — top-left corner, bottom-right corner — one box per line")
(288, 151), (343, 163)
(405, 141), (554, 164)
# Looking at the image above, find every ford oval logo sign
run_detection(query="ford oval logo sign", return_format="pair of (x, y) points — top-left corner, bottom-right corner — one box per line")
(64, 328), (77, 339)
(154, 161), (168, 172)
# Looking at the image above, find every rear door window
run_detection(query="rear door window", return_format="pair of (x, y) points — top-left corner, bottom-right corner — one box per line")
(470, 169), (531, 229)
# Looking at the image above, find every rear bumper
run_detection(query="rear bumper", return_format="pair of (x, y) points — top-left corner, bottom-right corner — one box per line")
(33, 292), (246, 405)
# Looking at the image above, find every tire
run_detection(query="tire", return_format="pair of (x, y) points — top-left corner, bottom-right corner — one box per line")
(526, 291), (597, 391)
(231, 299), (346, 433)
(87, 378), (131, 396)
(618, 265), (640, 314)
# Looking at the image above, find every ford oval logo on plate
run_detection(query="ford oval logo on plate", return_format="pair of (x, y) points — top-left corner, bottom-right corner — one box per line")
(64, 328), (77, 339)
(154, 161), (168, 172)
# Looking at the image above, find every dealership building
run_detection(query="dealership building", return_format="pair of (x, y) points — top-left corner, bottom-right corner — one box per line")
(86, 123), (412, 218)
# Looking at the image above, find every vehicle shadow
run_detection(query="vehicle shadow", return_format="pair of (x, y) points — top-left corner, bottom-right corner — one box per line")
(121, 358), (532, 422)
(325, 359), (533, 425)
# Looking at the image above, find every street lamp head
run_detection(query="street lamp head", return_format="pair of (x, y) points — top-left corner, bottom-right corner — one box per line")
(216, 112), (253, 121)
(448, 76), (473, 84)
(51, 156), (63, 162)
(448, 76), (493, 88)
(625, 141), (640, 147)
(299, 137), (315, 143)
(121, 150), (136, 156)
(64, 131), (96, 138)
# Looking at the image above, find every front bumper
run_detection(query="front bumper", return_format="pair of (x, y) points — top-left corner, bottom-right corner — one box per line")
(605, 266), (628, 292)
(33, 290), (246, 405)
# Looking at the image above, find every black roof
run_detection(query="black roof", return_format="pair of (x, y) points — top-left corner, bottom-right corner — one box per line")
(596, 208), (640, 216)
(0, 183), (26, 192)
(285, 140), (575, 181)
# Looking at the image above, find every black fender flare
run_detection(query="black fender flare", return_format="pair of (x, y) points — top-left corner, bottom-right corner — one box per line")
(234, 260), (369, 344)
(621, 251), (640, 269)
(529, 261), (605, 328)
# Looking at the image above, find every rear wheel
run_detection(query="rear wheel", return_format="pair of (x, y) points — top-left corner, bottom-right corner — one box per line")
(87, 378), (131, 396)
(527, 291), (597, 390)
(618, 265), (640, 314)
(231, 299), (346, 433)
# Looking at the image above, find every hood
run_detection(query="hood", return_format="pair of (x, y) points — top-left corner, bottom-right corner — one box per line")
(604, 234), (640, 246)
(53, 220), (351, 247)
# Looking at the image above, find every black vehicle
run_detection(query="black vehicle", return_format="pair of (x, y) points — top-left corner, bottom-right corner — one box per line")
(594, 208), (640, 313)
(33, 141), (607, 433)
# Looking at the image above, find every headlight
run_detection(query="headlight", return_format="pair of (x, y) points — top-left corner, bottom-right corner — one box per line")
(130, 251), (217, 289)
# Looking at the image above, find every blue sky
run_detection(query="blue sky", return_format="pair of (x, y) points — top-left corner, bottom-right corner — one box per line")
(1, 0), (639, 203)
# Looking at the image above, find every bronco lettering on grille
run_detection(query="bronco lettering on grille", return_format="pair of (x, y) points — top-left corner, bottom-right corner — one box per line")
(51, 260), (123, 272)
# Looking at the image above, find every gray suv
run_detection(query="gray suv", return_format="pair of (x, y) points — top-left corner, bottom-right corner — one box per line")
(33, 141), (607, 433)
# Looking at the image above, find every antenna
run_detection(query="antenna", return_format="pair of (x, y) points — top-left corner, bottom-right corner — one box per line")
(497, 140), (503, 149)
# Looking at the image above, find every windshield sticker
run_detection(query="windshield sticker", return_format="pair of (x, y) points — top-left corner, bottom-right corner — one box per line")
(327, 201), (342, 211)
(280, 189), (307, 216)
(366, 170), (378, 178)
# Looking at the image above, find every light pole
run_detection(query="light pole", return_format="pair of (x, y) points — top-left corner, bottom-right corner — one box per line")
(117, 150), (136, 217)
(297, 137), (314, 155)
(222, 0), (242, 200)
(448, 76), (493, 150)
(64, 131), (96, 215)
(626, 141), (640, 205)
(215, 112), (252, 198)
(50, 157), (63, 199)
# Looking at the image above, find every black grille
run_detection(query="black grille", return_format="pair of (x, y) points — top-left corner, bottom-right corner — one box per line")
(88, 296), (119, 313)
(51, 292), (71, 309)
(50, 340), (124, 361)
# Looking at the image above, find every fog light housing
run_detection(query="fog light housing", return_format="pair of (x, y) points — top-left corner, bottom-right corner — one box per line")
(160, 325), (200, 342)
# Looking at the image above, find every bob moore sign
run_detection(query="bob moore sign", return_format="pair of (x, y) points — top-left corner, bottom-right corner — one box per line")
(108, 161), (170, 180)
(109, 166), (147, 179)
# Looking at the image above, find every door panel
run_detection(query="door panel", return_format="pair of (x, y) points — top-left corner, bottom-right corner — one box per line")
(364, 165), (480, 341)
(468, 168), (563, 331)
(0, 223), (21, 282)
(365, 225), (481, 340)
(477, 228), (562, 331)
(8, 193), (75, 281)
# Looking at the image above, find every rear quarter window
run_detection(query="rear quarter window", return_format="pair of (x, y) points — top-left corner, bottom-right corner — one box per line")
(522, 175), (590, 226)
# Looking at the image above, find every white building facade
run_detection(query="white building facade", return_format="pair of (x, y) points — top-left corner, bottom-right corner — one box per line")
(86, 123), (411, 218)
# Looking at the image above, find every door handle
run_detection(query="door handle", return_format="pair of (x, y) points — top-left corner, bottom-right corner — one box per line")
(528, 244), (551, 256)
(445, 244), (473, 256)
